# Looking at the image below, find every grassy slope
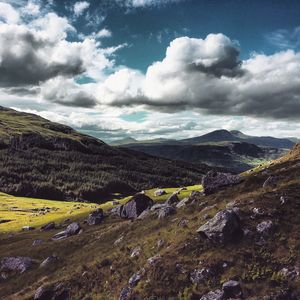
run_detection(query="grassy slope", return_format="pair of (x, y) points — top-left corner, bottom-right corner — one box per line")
(0, 185), (202, 233)
(0, 145), (299, 299)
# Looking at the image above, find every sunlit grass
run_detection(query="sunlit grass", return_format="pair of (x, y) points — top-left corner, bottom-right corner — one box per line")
(0, 184), (203, 233)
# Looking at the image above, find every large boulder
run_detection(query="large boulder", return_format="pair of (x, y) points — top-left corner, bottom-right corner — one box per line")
(202, 171), (242, 195)
(117, 194), (154, 219)
(41, 222), (56, 231)
(52, 222), (81, 241)
(87, 208), (104, 225)
(197, 209), (242, 244)
(0, 257), (36, 274)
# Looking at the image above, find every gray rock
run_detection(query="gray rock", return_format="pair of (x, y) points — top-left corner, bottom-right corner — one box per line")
(130, 246), (141, 258)
(114, 236), (124, 246)
(200, 289), (225, 300)
(87, 208), (104, 225)
(34, 285), (54, 300)
(41, 222), (56, 231)
(150, 203), (167, 211)
(190, 268), (213, 284)
(197, 209), (242, 244)
(128, 268), (145, 287)
(263, 176), (277, 188)
(40, 255), (59, 268)
(202, 171), (242, 195)
(52, 222), (81, 241)
(0, 256), (35, 273)
(119, 286), (132, 300)
(222, 280), (242, 298)
(154, 189), (166, 196)
(22, 226), (35, 231)
(117, 194), (154, 219)
(165, 193), (180, 206)
(157, 239), (165, 249)
(256, 220), (274, 236)
(278, 266), (300, 280)
(158, 206), (176, 219)
(137, 209), (151, 219)
(32, 239), (43, 246)
(147, 255), (161, 266)
(176, 197), (190, 208)
(34, 283), (69, 300)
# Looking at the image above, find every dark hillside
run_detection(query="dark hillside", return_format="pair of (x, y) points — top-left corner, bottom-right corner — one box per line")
(0, 107), (211, 202)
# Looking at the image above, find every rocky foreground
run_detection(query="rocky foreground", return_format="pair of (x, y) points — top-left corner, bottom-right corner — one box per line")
(0, 144), (299, 299)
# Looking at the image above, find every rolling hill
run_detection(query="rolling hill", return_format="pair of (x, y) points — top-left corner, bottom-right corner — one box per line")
(0, 106), (212, 203)
(113, 130), (295, 172)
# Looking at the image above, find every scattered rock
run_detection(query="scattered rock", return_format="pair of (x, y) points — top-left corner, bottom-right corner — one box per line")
(40, 255), (59, 268)
(222, 280), (243, 298)
(117, 194), (154, 219)
(128, 268), (145, 287)
(158, 206), (176, 219)
(157, 239), (165, 249)
(256, 220), (274, 236)
(22, 226), (35, 231)
(280, 196), (287, 205)
(154, 189), (166, 196)
(176, 197), (190, 208)
(147, 255), (162, 266)
(165, 193), (180, 206)
(32, 239), (43, 246)
(114, 236), (124, 246)
(200, 289), (225, 300)
(177, 218), (189, 228)
(119, 286), (132, 300)
(202, 171), (242, 195)
(263, 176), (278, 188)
(190, 268), (213, 284)
(52, 222), (81, 241)
(87, 208), (104, 225)
(278, 266), (300, 280)
(197, 209), (242, 244)
(34, 283), (69, 300)
(130, 246), (141, 258)
(41, 222), (56, 231)
(0, 257), (36, 273)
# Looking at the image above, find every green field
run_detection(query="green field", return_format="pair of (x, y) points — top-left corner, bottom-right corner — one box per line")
(0, 185), (203, 233)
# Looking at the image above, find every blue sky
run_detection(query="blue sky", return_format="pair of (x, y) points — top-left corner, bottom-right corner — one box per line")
(0, 0), (300, 141)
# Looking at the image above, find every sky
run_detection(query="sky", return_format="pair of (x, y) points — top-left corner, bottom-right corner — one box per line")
(0, 0), (300, 143)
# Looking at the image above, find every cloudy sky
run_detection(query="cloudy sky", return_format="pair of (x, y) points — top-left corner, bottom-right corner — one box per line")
(0, 0), (300, 142)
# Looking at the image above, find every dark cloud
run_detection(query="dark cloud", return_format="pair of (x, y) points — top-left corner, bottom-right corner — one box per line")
(0, 26), (85, 87)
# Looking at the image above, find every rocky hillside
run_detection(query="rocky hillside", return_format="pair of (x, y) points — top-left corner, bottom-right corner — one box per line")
(0, 143), (299, 299)
(0, 106), (211, 202)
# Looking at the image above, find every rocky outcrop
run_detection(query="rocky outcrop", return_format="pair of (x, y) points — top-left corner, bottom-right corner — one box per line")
(197, 209), (242, 244)
(114, 194), (154, 219)
(87, 209), (104, 225)
(256, 220), (274, 236)
(52, 222), (81, 241)
(202, 171), (242, 195)
(263, 176), (278, 188)
(0, 257), (36, 274)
